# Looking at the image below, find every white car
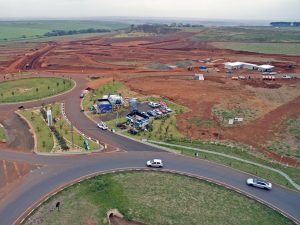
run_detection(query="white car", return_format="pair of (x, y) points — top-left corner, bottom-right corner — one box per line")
(282, 75), (291, 79)
(148, 102), (160, 108)
(146, 159), (163, 168)
(97, 122), (108, 130)
(246, 178), (272, 190)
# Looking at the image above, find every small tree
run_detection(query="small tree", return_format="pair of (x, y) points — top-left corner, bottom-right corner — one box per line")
(11, 91), (15, 96)
(42, 141), (46, 148)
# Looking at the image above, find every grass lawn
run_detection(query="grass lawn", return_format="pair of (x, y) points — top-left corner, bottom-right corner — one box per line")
(212, 42), (300, 55)
(20, 109), (54, 152)
(194, 26), (300, 43)
(0, 20), (128, 41)
(0, 77), (74, 103)
(0, 125), (6, 141)
(267, 117), (300, 159)
(23, 172), (295, 225)
(156, 140), (300, 189)
(82, 80), (125, 111)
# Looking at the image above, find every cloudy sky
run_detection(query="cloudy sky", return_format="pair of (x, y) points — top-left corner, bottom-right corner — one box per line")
(1, 0), (299, 20)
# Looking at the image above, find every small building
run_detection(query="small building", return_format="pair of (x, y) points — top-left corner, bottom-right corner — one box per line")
(199, 66), (208, 71)
(194, 74), (204, 80)
(97, 99), (112, 113)
(257, 65), (274, 72)
(102, 94), (124, 105)
(224, 62), (243, 70)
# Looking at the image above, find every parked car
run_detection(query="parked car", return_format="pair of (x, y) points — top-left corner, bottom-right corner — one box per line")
(146, 159), (163, 168)
(162, 106), (172, 113)
(18, 105), (24, 110)
(160, 108), (168, 114)
(97, 122), (108, 130)
(147, 110), (157, 117)
(282, 75), (291, 79)
(246, 178), (272, 190)
(148, 102), (160, 108)
(128, 129), (138, 135)
(80, 93), (85, 98)
(154, 109), (163, 115)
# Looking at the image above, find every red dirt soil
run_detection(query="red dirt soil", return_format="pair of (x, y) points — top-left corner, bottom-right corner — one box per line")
(1, 30), (300, 165)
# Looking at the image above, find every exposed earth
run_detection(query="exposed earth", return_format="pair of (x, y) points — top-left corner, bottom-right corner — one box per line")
(0, 29), (299, 192)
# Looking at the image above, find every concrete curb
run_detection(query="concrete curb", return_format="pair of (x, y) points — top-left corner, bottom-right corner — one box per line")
(16, 169), (300, 225)
(148, 140), (300, 191)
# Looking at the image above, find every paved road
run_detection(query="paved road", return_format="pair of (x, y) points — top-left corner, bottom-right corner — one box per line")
(0, 150), (299, 225)
(0, 75), (300, 225)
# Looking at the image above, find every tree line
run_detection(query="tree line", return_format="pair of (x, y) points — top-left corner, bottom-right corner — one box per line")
(44, 28), (111, 37)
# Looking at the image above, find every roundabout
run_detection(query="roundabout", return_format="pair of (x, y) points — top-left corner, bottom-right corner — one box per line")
(0, 77), (74, 103)
(0, 74), (299, 225)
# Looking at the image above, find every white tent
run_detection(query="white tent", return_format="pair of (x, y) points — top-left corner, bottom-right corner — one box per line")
(257, 65), (274, 72)
(194, 74), (204, 80)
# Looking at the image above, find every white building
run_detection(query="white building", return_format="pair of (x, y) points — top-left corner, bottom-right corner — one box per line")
(194, 74), (204, 80)
(102, 94), (124, 105)
(224, 62), (244, 70)
(257, 65), (274, 72)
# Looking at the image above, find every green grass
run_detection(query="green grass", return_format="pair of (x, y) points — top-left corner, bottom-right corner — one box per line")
(82, 80), (125, 110)
(51, 103), (100, 151)
(23, 172), (295, 225)
(0, 20), (128, 41)
(212, 42), (300, 55)
(267, 117), (300, 159)
(194, 26), (300, 43)
(0, 125), (6, 141)
(20, 109), (54, 152)
(0, 77), (74, 103)
(156, 139), (300, 189)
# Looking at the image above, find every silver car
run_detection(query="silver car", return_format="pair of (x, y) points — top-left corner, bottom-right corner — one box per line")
(146, 159), (163, 168)
(246, 178), (272, 190)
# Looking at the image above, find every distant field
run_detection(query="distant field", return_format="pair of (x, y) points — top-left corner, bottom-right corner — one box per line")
(0, 20), (128, 41)
(194, 27), (300, 43)
(212, 42), (300, 55)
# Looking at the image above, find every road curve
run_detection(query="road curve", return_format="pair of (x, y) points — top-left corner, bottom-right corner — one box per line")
(0, 150), (299, 225)
(0, 75), (300, 225)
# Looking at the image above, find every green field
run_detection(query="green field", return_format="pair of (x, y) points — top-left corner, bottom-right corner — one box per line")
(20, 109), (54, 152)
(0, 77), (74, 103)
(0, 20), (128, 41)
(0, 125), (6, 141)
(194, 26), (300, 43)
(212, 42), (300, 55)
(23, 172), (294, 225)
(156, 140), (300, 189)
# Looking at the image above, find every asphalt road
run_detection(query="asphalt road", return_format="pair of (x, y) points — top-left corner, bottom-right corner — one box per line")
(0, 75), (300, 225)
(0, 150), (299, 225)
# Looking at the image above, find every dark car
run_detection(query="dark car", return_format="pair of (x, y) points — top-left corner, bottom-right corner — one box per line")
(128, 129), (138, 135)
(18, 105), (24, 110)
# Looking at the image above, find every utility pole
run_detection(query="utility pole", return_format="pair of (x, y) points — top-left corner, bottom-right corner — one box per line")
(71, 124), (74, 149)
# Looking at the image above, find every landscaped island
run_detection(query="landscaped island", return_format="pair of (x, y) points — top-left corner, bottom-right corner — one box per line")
(0, 77), (74, 103)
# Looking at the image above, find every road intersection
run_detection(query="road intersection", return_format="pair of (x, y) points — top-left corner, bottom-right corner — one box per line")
(0, 75), (299, 225)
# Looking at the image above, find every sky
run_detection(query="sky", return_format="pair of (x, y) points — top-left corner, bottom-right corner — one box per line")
(0, 0), (299, 21)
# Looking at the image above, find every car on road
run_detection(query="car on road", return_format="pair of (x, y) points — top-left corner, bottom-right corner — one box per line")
(146, 159), (163, 168)
(97, 121), (108, 130)
(246, 178), (272, 190)
(80, 93), (85, 98)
